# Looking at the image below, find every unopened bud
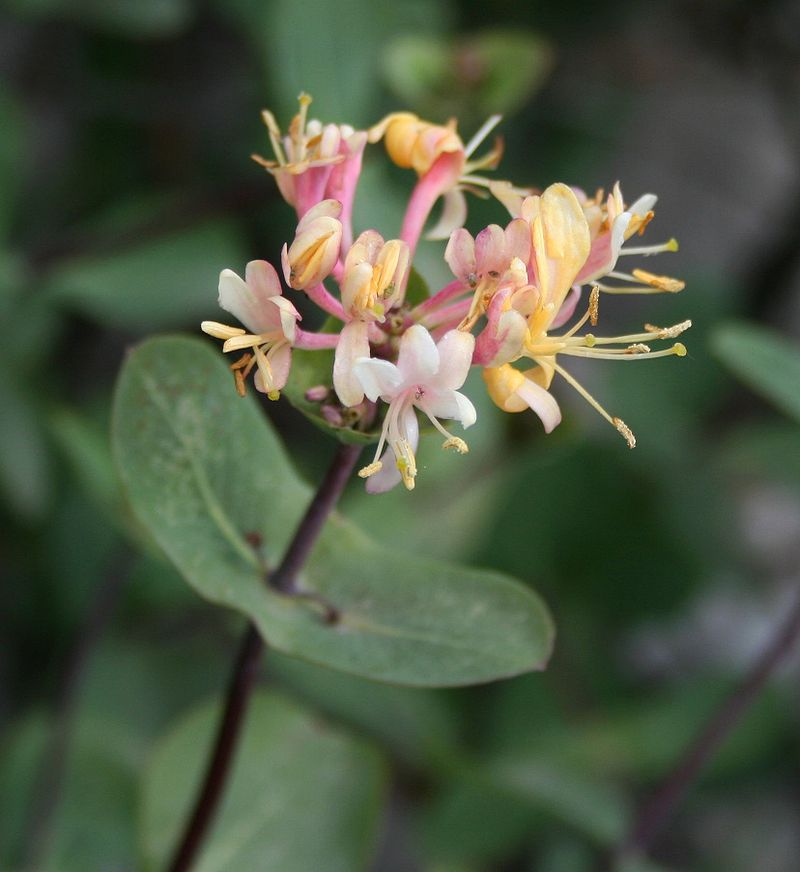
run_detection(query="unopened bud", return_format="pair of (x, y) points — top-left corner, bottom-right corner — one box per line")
(282, 199), (343, 290)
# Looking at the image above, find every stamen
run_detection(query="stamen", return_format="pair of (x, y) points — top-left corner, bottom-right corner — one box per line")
(589, 285), (600, 326)
(551, 361), (615, 426)
(358, 461), (383, 478)
(260, 109), (287, 165)
(613, 417), (636, 448)
(395, 438), (417, 490)
(631, 269), (685, 293)
(442, 437), (469, 454)
(644, 319), (692, 339)
(202, 321), (246, 341)
(223, 333), (269, 353)
(618, 238), (679, 256)
(464, 114), (503, 159)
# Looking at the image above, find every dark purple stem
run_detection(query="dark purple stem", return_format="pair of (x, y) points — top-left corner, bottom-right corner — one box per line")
(167, 441), (362, 872)
(620, 589), (800, 861)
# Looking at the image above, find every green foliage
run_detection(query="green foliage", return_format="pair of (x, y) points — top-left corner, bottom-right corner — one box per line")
(112, 336), (554, 686)
(384, 30), (554, 124)
(141, 692), (387, 872)
(44, 217), (248, 330)
(3, 0), (193, 37)
(712, 322), (800, 423)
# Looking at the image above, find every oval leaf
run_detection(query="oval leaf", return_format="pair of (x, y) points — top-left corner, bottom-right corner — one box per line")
(140, 693), (386, 872)
(112, 336), (554, 686)
(712, 322), (800, 423)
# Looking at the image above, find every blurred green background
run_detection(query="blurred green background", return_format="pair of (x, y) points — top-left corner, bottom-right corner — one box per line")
(2, 0), (800, 869)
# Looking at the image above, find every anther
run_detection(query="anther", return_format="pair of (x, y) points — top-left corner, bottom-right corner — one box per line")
(589, 286), (600, 326)
(644, 319), (692, 339)
(358, 461), (383, 478)
(626, 343), (651, 354)
(632, 269), (685, 293)
(613, 417), (636, 449)
(442, 437), (469, 454)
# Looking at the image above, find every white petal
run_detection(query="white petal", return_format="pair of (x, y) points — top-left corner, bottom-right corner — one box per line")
(333, 321), (370, 406)
(268, 295), (300, 341)
(434, 330), (474, 390)
(353, 356), (403, 402)
(396, 324), (439, 384)
(423, 388), (476, 428)
(426, 189), (468, 241)
(628, 193), (657, 215)
(218, 268), (275, 335)
(516, 378), (562, 433)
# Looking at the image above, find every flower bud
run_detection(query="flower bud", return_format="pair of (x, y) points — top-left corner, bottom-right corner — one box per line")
(282, 199), (343, 290)
(369, 113), (464, 177)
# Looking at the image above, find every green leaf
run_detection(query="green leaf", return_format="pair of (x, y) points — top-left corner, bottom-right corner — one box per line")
(0, 367), (52, 520)
(486, 756), (630, 844)
(712, 322), (800, 423)
(225, 0), (451, 125)
(383, 30), (554, 125)
(45, 217), (247, 330)
(3, 0), (192, 38)
(140, 692), (386, 872)
(112, 336), (554, 686)
(281, 346), (380, 445)
(268, 652), (459, 767)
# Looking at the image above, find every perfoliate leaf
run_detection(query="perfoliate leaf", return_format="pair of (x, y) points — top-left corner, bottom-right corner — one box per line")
(112, 336), (554, 686)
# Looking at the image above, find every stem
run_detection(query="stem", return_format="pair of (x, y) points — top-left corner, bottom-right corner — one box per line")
(305, 283), (347, 321)
(167, 442), (362, 872)
(619, 589), (800, 861)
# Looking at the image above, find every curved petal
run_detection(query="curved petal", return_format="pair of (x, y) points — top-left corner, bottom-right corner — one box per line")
(267, 295), (300, 342)
(473, 291), (526, 367)
(218, 267), (276, 335)
(434, 329), (475, 390)
(426, 188), (468, 241)
(444, 227), (476, 283)
(353, 356), (403, 402)
(396, 324), (439, 384)
(333, 320), (370, 406)
(516, 376), (561, 433)
(534, 183), (591, 316)
(474, 224), (507, 275)
(423, 388), (477, 428)
(504, 218), (531, 266)
(245, 260), (281, 299)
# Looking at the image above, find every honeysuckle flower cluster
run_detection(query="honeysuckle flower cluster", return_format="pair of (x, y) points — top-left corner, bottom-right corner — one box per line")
(202, 93), (690, 493)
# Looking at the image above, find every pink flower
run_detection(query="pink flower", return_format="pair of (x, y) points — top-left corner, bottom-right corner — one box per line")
(354, 325), (476, 493)
(333, 231), (410, 408)
(253, 93), (367, 234)
(201, 260), (300, 399)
